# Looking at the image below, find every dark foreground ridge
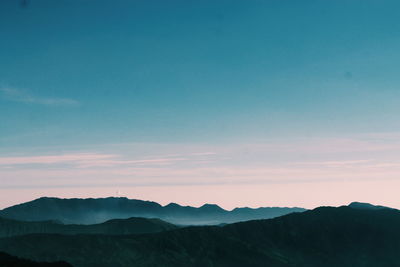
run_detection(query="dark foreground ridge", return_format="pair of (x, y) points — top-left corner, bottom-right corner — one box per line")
(348, 201), (392, 210)
(0, 197), (306, 225)
(0, 251), (71, 267)
(0, 216), (178, 238)
(0, 204), (399, 267)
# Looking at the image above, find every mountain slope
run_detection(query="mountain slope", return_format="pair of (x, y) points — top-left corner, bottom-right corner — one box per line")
(348, 201), (391, 210)
(0, 251), (72, 267)
(0, 197), (306, 225)
(0, 197), (163, 224)
(0, 205), (399, 267)
(0, 216), (177, 238)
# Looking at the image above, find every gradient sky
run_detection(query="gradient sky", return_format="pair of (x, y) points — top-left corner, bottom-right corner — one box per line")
(1, 0), (400, 209)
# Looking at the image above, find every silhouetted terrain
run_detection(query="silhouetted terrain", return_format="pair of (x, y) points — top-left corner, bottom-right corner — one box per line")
(0, 216), (177, 238)
(0, 205), (399, 267)
(0, 197), (305, 225)
(0, 251), (71, 267)
(348, 201), (391, 210)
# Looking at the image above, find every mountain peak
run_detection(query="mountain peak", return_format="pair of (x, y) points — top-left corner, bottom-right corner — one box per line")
(348, 202), (390, 210)
(164, 203), (182, 208)
(199, 204), (225, 211)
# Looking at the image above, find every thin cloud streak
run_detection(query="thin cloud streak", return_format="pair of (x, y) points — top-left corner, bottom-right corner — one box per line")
(2, 162), (400, 189)
(0, 87), (79, 106)
(0, 153), (117, 165)
(0, 152), (209, 168)
(293, 160), (372, 166)
(76, 157), (189, 168)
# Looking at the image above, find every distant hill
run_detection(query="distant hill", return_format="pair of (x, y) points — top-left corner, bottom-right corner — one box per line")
(348, 201), (391, 210)
(0, 251), (71, 267)
(1, 205), (399, 267)
(0, 197), (306, 225)
(0, 216), (177, 238)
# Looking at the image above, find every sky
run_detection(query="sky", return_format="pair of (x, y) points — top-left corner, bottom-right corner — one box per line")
(1, 0), (400, 209)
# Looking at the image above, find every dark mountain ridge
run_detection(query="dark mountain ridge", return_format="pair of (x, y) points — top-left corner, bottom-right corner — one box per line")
(0, 216), (177, 238)
(0, 251), (71, 267)
(348, 201), (391, 210)
(0, 204), (399, 267)
(0, 197), (306, 225)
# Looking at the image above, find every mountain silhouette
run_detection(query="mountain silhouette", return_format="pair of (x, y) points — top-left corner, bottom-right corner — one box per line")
(0, 197), (305, 225)
(0, 251), (71, 267)
(348, 201), (391, 210)
(0, 216), (177, 238)
(0, 204), (399, 267)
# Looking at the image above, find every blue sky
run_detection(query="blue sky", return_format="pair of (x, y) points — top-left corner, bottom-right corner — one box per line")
(1, 0), (400, 209)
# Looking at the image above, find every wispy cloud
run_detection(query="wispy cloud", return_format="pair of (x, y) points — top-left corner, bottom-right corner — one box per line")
(75, 157), (189, 168)
(0, 152), (192, 169)
(0, 153), (116, 165)
(294, 159), (372, 166)
(189, 152), (217, 156)
(0, 87), (79, 106)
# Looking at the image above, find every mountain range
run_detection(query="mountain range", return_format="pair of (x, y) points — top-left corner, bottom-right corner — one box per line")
(0, 197), (306, 225)
(0, 202), (398, 267)
(0, 216), (177, 238)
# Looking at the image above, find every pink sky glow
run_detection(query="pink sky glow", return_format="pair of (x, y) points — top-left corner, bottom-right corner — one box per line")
(1, 135), (400, 209)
